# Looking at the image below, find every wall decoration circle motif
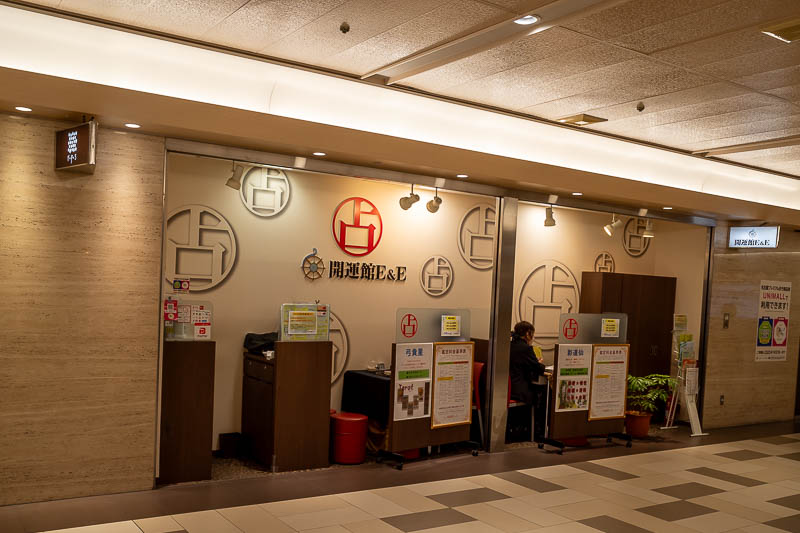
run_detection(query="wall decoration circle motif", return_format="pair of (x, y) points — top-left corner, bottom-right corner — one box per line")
(239, 166), (291, 217)
(594, 251), (615, 273)
(332, 197), (383, 257)
(516, 260), (580, 351)
(419, 256), (454, 297)
(623, 217), (651, 257)
(457, 203), (496, 270)
(165, 205), (237, 291)
(330, 311), (349, 384)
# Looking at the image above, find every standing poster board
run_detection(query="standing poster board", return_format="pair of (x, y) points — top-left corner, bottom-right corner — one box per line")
(431, 342), (474, 429)
(555, 344), (591, 412)
(394, 343), (433, 421)
(588, 344), (629, 421)
(755, 280), (792, 362)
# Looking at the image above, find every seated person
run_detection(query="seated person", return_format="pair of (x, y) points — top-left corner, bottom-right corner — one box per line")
(509, 321), (549, 442)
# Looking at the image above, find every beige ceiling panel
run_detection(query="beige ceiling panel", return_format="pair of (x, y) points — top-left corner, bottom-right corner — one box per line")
(734, 65), (800, 92)
(651, 26), (783, 70)
(56, 0), (249, 38)
(260, 0), (452, 70)
(653, 113), (800, 145)
(676, 126), (800, 151)
(323, 0), (510, 75)
(724, 145), (800, 165)
(201, 0), (347, 52)
(699, 41), (800, 80)
(562, 0), (728, 41)
(481, 0), (558, 14)
(604, 0), (800, 54)
(767, 84), (800, 103)
(402, 27), (593, 93)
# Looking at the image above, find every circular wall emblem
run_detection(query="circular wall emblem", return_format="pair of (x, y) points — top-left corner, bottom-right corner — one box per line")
(239, 166), (291, 217)
(332, 197), (383, 256)
(165, 205), (236, 291)
(330, 312), (349, 384)
(401, 313), (418, 338)
(420, 256), (453, 297)
(594, 252), (615, 273)
(457, 203), (496, 270)
(623, 218), (651, 257)
(563, 318), (579, 340)
(517, 260), (580, 350)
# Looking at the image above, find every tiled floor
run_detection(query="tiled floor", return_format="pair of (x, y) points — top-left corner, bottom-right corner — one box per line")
(35, 432), (800, 533)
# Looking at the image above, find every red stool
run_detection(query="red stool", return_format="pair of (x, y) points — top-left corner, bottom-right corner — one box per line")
(332, 412), (368, 464)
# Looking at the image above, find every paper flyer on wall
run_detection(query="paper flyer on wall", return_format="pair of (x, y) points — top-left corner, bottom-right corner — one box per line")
(589, 344), (629, 420)
(394, 343), (433, 421)
(756, 280), (791, 362)
(555, 344), (591, 412)
(431, 342), (473, 428)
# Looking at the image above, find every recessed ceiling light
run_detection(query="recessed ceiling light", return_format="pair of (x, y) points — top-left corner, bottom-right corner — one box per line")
(513, 14), (540, 25)
(124, 123), (141, 129)
(557, 113), (607, 126)
(663, 207), (673, 210)
(15, 106), (32, 112)
(313, 151), (326, 156)
(761, 18), (800, 43)
(572, 192), (583, 196)
(456, 174), (468, 178)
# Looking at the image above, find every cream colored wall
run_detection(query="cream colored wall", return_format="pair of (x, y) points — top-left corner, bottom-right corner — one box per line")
(513, 203), (708, 365)
(0, 114), (164, 505)
(164, 153), (495, 448)
(702, 224), (800, 429)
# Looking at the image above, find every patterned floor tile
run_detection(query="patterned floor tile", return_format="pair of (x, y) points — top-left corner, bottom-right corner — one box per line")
(545, 472), (611, 490)
(736, 525), (792, 533)
(373, 487), (447, 513)
(548, 499), (629, 521)
(636, 501), (716, 522)
(217, 505), (294, 533)
(488, 498), (573, 527)
(516, 465), (585, 479)
(427, 488), (509, 507)
(495, 471), (565, 493)
(768, 493), (800, 511)
(574, 484), (654, 509)
(455, 502), (541, 532)
(531, 523), (603, 533)
(579, 515), (652, 533)
(343, 519), (404, 532)
(763, 514), (800, 532)
(261, 495), (351, 517)
(671, 470), (750, 491)
(687, 467), (765, 487)
(756, 437), (800, 446)
(381, 509), (475, 532)
(652, 482), (724, 499)
(689, 495), (781, 523)
(716, 451), (771, 461)
(675, 511), (757, 533)
(413, 521), (505, 533)
(407, 479), (483, 496)
(278, 505), (373, 531)
(619, 473), (688, 490)
(517, 489), (596, 509)
(463, 474), (537, 498)
(779, 452), (800, 462)
(171, 511), (242, 533)
(730, 484), (798, 502)
(339, 490), (414, 518)
(134, 516), (186, 533)
(570, 462), (638, 481)
(713, 491), (800, 518)
(42, 522), (145, 533)
(597, 481), (679, 504)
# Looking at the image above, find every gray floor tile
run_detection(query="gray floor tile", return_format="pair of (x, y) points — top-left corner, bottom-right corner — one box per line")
(715, 450), (770, 461)
(427, 488), (509, 508)
(687, 467), (765, 487)
(755, 436), (800, 446)
(769, 493), (800, 512)
(570, 462), (637, 481)
(493, 471), (565, 493)
(381, 509), (475, 532)
(652, 482), (725, 500)
(580, 515), (653, 533)
(636, 500), (716, 522)
(779, 452), (800, 462)
(764, 513), (800, 532)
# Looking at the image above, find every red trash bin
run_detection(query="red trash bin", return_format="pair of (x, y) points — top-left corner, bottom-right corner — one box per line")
(332, 412), (368, 464)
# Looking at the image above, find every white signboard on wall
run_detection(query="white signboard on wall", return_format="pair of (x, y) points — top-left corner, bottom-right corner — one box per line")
(729, 227), (780, 248)
(756, 280), (792, 362)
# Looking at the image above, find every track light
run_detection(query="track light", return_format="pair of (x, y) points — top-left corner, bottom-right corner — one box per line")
(427, 188), (442, 213)
(642, 219), (655, 238)
(604, 214), (622, 236)
(225, 163), (244, 190)
(544, 206), (556, 227)
(399, 184), (420, 210)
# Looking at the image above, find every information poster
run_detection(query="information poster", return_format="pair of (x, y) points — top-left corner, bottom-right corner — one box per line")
(394, 343), (433, 421)
(555, 344), (591, 412)
(280, 303), (330, 341)
(288, 310), (317, 334)
(191, 304), (212, 340)
(441, 315), (461, 337)
(588, 344), (629, 420)
(431, 342), (473, 428)
(601, 319), (620, 338)
(756, 280), (792, 362)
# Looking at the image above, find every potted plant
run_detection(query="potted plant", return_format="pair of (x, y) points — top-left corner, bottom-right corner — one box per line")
(625, 374), (676, 438)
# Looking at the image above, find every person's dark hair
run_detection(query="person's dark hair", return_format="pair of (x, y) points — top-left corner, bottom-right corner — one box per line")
(512, 321), (534, 338)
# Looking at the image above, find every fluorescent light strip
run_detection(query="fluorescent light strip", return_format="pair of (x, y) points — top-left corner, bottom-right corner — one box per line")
(0, 6), (797, 211)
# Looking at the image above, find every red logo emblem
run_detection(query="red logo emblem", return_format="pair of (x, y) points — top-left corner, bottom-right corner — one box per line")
(563, 318), (578, 340)
(401, 313), (418, 338)
(332, 197), (383, 256)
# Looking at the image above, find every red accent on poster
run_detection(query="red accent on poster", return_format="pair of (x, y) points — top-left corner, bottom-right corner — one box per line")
(401, 313), (418, 338)
(563, 318), (579, 340)
(163, 298), (178, 321)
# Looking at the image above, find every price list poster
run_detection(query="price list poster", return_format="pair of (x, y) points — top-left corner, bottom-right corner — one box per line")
(589, 344), (629, 420)
(431, 342), (474, 429)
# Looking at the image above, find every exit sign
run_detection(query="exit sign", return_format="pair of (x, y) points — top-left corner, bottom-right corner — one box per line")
(55, 121), (96, 173)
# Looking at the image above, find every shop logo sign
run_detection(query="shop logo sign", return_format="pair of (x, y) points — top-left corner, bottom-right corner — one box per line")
(401, 313), (418, 338)
(458, 204), (496, 270)
(420, 256), (453, 297)
(729, 226), (780, 248)
(517, 260), (580, 350)
(563, 318), (579, 340)
(623, 218), (650, 257)
(594, 252), (615, 273)
(332, 197), (383, 256)
(165, 205), (236, 291)
(240, 166), (290, 217)
(330, 312), (349, 384)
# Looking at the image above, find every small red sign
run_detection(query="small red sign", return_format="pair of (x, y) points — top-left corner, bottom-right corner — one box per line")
(563, 318), (578, 340)
(401, 313), (418, 338)
(163, 298), (178, 322)
(332, 197), (383, 257)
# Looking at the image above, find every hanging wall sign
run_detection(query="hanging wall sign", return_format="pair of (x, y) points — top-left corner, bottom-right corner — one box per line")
(756, 280), (792, 362)
(55, 120), (96, 173)
(729, 227), (780, 249)
(332, 197), (383, 256)
(328, 260), (406, 281)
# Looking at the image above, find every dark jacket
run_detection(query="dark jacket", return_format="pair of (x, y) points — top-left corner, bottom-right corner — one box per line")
(509, 335), (546, 404)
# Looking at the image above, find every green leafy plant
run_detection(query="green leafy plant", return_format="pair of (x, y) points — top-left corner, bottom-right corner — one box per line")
(626, 374), (676, 415)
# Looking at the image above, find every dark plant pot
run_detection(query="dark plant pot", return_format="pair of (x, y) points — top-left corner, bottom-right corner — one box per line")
(625, 412), (652, 439)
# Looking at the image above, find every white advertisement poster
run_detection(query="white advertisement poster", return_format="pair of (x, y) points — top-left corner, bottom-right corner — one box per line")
(756, 280), (792, 362)
(555, 344), (592, 412)
(431, 342), (474, 428)
(394, 343), (433, 421)
(589, 344), (629, 420)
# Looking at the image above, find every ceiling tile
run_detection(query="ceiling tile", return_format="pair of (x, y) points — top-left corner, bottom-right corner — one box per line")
(201, 0), (347, 52)
(650, 112), (800, 145)
(651, 26), (783, 70)
(734, 64), (800, 92)
(676, 126), (800, 150)
(699, 41), (800, 79)
(724, 144), (800, 164)
(324, 0), (511, 75)
(480, 0), (555, 15)
(766, 83), (800, 103)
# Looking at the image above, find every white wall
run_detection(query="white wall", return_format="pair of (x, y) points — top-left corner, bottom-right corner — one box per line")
(164, 153), (495, 447)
